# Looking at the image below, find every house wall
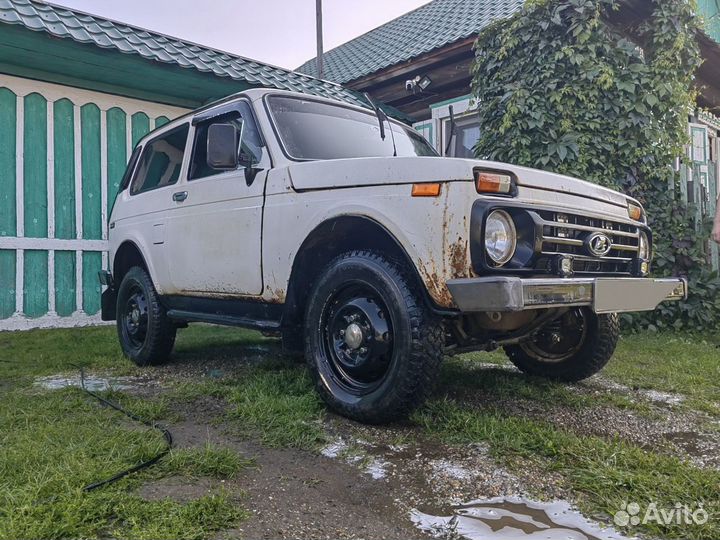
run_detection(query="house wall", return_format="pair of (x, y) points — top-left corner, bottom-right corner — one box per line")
(685, 112), (720, 272)
(0, 74), (188, 331)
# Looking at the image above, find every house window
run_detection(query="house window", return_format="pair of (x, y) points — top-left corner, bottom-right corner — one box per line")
(690, 125), (708, 164)
(453, 120), (481, 159)
(444, 116), (481, 158)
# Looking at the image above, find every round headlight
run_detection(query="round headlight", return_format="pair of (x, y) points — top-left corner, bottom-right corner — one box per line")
(485, 210), (517, 265)
(638, 231), (650, 260)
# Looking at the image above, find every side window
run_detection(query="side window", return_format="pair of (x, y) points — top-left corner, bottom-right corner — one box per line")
(131, 124), (189, 195)
(189, 112), (244, 180)
(189, 105), (265, 181)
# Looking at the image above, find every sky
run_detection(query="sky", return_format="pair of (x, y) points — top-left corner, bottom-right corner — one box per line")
(50, 0), (431, 71)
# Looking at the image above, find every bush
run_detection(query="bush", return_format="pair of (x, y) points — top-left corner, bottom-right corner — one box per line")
(471, 0), (720, 331)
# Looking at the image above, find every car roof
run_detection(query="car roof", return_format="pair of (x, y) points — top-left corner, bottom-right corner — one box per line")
(134, 88), (400, 148)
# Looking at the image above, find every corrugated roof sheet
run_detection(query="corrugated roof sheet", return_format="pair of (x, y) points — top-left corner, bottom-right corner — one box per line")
(0, 0), (370, 108)
(297, 0), (524, 83)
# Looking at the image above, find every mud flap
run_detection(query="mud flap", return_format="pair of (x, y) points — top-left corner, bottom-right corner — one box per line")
(101, 288), (117, 321)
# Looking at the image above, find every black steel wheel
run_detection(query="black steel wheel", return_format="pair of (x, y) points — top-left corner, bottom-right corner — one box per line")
(116, 266), (176, 366)
(504, 308), (619, 382)
(322, 283), (394, 395)
(305, 251), (444, 423)
(121, 283), (149, 351)
(519, 309), (588, 363)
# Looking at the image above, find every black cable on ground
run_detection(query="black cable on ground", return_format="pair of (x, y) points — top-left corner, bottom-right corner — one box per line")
(71, 364), (173, 491)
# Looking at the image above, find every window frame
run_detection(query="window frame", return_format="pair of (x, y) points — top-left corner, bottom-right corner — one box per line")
(129, 122), (191, 196)
(188, 110), (245, 182)
(187, 98), (267, 182)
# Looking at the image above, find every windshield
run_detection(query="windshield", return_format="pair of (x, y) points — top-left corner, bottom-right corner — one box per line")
(267, 96), (438, 160)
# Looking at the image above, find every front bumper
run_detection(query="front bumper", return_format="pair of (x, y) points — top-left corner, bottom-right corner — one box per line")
(446, 276), (687, 314)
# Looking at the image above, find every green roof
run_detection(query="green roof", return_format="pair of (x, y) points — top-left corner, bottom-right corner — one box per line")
(297, 0), (524, 83)
(0, 0), (369, 108)
(698, 0), (720, 44)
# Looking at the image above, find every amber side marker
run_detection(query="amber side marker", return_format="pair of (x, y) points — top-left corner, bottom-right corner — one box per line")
(627, 202), (643, 221)
(412, 183), (442, 197)
(475, 171), (512, 194)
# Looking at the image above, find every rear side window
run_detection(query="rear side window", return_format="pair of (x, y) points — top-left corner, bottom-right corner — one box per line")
(119, 146), (142, 192)
(131, 124), (189, 195)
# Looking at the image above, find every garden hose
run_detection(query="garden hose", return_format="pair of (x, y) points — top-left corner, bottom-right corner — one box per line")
(72, 365), (173, 491)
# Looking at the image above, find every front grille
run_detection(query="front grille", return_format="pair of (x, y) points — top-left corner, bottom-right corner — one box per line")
(534, 210), (642, 275)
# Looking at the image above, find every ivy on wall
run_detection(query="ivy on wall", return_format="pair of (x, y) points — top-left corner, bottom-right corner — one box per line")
(471, 0), (720, 331)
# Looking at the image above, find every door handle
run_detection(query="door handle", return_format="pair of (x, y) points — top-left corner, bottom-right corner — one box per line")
(172, 191), (188, 202)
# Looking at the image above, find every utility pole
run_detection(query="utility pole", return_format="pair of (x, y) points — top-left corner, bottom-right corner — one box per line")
(316, 0), (324, 79)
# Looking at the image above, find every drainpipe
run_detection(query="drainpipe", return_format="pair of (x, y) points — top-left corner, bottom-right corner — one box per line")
(316, 0), (324, 79)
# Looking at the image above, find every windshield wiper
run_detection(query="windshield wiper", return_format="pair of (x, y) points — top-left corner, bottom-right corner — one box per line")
(445, 104), (457, 157)
(364, 92), (397, 157)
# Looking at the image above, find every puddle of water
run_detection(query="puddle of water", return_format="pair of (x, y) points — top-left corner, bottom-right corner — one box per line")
(640, 389), (684, 405)
(411, 497), (631, 540)
(321, 437), (391, 480)
(474, 362), (518, 372)
(664, 430), (719, 467)
(320, 439), (348, 459)
(590, 379), (685, 407)
(34, 374), (137, 392)
(365, 458), (390, 480)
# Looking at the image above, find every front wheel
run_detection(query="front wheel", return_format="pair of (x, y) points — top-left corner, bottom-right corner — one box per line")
(116, 266), (176, 366)
(304, 251), (444, 423)
(504, 309), (619, 382)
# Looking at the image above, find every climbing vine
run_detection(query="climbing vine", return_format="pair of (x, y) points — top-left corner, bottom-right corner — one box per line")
(471, 0), (720, 331)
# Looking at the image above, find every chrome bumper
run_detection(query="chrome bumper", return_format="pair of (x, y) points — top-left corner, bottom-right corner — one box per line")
(446, 276), (687, 314)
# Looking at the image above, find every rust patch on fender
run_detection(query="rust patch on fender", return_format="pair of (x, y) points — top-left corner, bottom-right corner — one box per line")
(448, 237), (471, 279)
(418, 263), (454, 308)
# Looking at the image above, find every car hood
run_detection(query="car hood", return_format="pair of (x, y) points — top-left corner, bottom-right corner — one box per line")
(286, 156), (633, 209)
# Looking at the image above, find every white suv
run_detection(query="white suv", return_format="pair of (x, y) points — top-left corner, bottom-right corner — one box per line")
(100, 89), (686, 423)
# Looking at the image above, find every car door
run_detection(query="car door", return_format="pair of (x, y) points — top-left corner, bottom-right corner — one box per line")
(112, 123), (191, 294)
(163, 100), (269, 296)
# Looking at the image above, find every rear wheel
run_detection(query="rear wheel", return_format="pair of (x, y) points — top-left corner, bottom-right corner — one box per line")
(304, 251), (444, 423)
(116, 266), (176, 366)
(504, 309), (619, 382)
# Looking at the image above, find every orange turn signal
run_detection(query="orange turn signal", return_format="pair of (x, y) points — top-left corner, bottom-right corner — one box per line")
(475, 171), (513, 194)
(412, 183), (442, 197)
(628, 202), (643, 221)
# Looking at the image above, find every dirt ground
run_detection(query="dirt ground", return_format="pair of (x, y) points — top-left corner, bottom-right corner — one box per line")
(115, 338), (718, 540)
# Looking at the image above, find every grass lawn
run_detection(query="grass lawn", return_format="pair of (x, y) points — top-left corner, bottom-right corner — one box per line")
(0, 325), (718, 539)
(0, 326), (257, 540)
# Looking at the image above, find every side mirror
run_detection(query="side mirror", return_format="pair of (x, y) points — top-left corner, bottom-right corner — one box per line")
(206, 123), (238, 170)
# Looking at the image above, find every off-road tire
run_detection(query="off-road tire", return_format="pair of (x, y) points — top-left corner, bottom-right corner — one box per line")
(304, 250), (444, 423)
(504, 310), (619, 382)
(116, 266), (176, 366)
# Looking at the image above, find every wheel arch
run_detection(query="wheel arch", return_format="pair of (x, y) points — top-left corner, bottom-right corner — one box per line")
(113, 240), (150, 286)
(281, 214), (447, 352)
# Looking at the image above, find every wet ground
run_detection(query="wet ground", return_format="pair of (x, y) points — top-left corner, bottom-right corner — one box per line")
(35, 339), (718, 540)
